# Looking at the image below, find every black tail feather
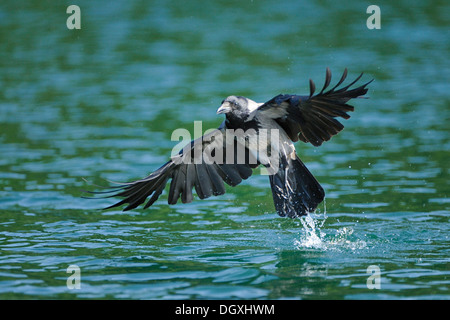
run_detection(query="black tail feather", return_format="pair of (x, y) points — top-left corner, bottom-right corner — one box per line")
(269, 155), (324, 218)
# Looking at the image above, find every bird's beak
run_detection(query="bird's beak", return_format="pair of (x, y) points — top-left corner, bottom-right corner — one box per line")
(216, 104), (231, 115)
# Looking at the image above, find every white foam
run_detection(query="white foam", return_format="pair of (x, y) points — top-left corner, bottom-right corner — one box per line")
(293, 203), (368, 252)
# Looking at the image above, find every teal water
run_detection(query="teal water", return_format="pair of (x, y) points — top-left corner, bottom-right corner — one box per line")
(0, 0), (449, 299)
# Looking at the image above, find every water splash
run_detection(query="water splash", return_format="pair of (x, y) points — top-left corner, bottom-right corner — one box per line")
(293, 203), (368, 251)
(296, 214), (327, 249)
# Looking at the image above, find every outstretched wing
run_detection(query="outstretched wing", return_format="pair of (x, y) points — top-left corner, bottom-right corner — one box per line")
(85, 123), (259, 211)
(257, 68), (372, 146)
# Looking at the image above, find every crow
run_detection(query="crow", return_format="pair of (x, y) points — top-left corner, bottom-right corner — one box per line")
(87, 68), (371, 218)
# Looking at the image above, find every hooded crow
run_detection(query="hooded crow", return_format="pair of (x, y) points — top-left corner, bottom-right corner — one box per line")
(88, 68), (371, 218)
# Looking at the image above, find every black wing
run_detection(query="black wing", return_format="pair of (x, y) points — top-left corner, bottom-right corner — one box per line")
(86, 124), (259, 211)
(257, 68), (372, 146)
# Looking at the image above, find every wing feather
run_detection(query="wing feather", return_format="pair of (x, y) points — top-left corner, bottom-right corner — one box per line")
(86, 125), (259, 210)
(258, 68), (372, 146)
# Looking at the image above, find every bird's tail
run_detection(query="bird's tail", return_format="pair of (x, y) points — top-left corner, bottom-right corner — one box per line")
(269, 155), (324, 218)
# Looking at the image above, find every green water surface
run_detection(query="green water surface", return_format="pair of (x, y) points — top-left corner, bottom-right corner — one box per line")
(0, 0), (449, 299)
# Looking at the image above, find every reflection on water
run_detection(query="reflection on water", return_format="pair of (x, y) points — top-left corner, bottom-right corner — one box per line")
(0, 0), (449, 299)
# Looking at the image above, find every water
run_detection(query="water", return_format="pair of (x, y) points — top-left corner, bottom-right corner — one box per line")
(0, 0), (449, 299)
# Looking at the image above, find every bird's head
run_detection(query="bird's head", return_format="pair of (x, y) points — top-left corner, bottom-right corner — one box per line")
(217, 95), (251, 118)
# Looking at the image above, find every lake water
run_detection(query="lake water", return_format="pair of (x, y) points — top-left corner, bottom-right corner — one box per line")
(0, 0), (449, 300)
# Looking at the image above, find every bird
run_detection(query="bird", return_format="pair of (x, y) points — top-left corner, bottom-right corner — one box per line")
(87, 68), (371, 218)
